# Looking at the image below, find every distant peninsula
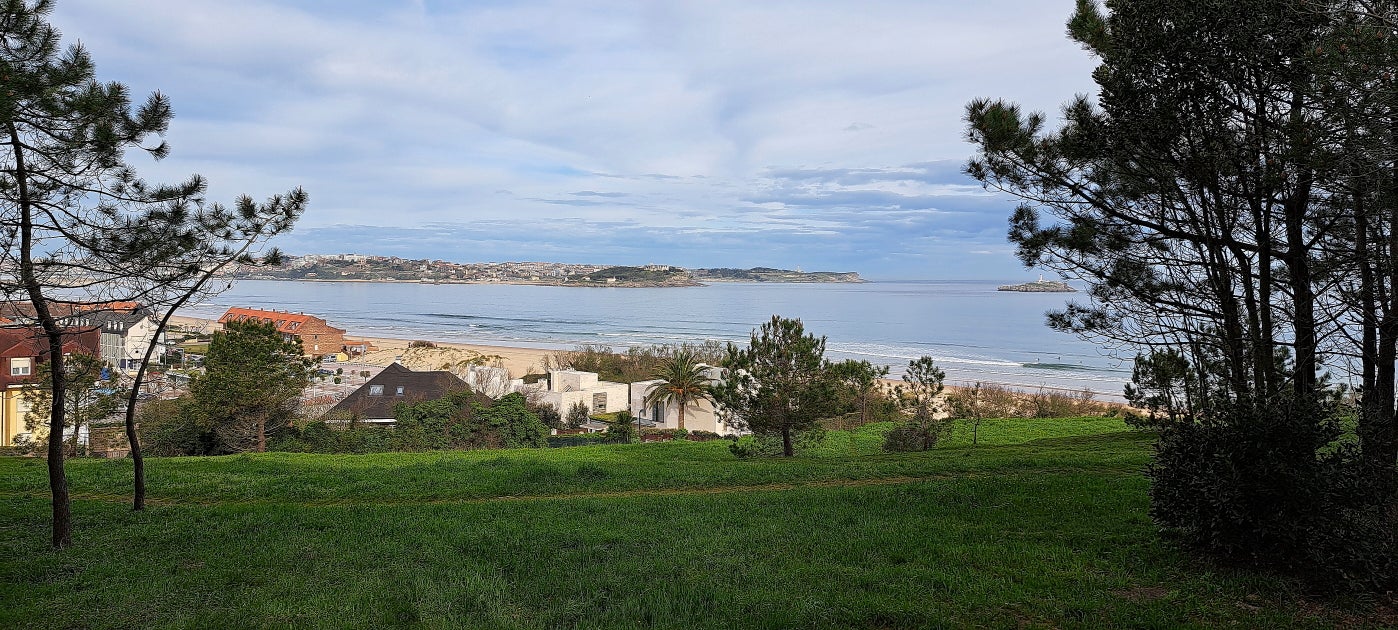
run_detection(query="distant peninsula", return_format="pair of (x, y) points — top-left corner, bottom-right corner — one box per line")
(227, 255), (864, 287)
(997, 276), (1076, 293)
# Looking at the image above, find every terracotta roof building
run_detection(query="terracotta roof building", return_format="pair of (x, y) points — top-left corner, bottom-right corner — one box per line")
(218, 307), (347, 358)
(0, 301), (167, 373)
(0, 326), (101, 447)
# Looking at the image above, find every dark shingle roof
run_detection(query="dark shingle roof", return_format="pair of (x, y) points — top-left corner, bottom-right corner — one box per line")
(322, 363), (471, 421)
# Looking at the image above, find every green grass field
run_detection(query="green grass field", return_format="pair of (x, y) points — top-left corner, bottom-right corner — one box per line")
(1, 418), (1387, 628)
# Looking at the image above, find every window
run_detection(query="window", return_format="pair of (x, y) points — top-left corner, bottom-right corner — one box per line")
(10, 358), (31, 376)
(395, 386), (404, 396)
(592, 392), (607, 412)
(369, 385), (384, 396)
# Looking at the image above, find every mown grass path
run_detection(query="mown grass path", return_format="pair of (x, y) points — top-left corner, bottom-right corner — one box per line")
(2, 419), (1389, 629)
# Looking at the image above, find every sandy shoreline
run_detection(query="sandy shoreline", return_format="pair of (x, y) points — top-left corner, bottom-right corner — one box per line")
(169, 315), (557, 378)
(168, 314), (1123, 402)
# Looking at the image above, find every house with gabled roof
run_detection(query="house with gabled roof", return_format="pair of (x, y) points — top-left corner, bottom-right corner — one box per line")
(321, 363), (469, 424)
(218, 307), (347, 358)
(0, 301), (167, 373)
(0, 326), (101, 447)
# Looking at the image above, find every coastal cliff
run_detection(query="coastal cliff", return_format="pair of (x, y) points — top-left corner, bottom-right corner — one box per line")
(228, 256), (863, 287)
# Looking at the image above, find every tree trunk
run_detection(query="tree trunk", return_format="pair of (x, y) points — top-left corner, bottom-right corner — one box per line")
(10, 121), (72, 548)
(124, 290), (207, 511)
(677, 401), (685, 432)
(68, 406), (80, 457)
(1283, 90), (1319, 404)
(257, 416), (266, 453)
(781, 426), (793, 457)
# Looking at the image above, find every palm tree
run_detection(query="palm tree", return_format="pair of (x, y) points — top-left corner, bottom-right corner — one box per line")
(644, 349), (713, 431)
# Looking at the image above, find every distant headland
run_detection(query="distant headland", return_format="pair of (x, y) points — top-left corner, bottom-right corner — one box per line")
(997, 275), (1076, 293)
(228, 255), (864, 287)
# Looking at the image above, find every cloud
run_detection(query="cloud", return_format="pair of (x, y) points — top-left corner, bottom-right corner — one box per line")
(49, 0), (1098, 278)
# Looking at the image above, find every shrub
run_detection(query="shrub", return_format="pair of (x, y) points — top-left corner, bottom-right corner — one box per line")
(729, 427), (826, 458)
(271, 422), (394, 454)
(605, 411), (637, 444)
(882, 404), (951, 452)
(408, 340), (436, 349)
(7, 433), (40, 456)
(547, 432), (611, 448)
(1027, 388), (1106, 418)
(532, 404), (563, 430)
(139, 397), (218, 457)
(566, 402), (591, 429)
(1149, 400), (1396, 593)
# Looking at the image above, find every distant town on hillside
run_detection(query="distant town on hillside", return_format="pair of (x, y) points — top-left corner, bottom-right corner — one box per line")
(228, 254), (864, 287)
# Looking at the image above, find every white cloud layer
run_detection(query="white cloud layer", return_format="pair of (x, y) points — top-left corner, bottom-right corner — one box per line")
(51, 0), (1098, 278)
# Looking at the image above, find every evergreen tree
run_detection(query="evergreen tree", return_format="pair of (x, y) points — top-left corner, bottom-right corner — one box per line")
(188, 320), (312, 454)
(713, 315), (835, 456)
(882, 356), (949, 452)
(1, 0), (305, 544)
(965, 0), (1398, 590)
(566, 401), (591, 429)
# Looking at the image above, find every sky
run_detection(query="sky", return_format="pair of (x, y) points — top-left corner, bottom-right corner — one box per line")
(50, 0), (1099, 280)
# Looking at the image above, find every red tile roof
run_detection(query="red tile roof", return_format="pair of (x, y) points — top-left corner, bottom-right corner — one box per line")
(0, 326), (101, 358)
(218, 307), (343, 335)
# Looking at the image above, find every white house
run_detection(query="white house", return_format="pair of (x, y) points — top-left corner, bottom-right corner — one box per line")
(630, 366), (743, 435)
(92, 304), (167, 373)
(464, 365), (521, 398)
(529, 369), (630, 415)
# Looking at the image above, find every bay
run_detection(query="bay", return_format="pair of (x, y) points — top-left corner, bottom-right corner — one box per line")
(184, 279), (1133, 399)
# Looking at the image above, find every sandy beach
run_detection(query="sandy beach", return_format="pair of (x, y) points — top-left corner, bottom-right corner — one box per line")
(168, 314), (1122, 408)
(169, 315), (557, 378)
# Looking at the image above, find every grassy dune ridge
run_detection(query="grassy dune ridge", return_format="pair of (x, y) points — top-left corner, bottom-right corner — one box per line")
(0, 418), (1383, 628)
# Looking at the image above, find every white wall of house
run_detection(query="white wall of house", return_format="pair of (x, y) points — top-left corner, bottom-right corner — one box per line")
(121, 317), (165, 371)
(538, 381), (629, 415)
(519, 370), (630, 415)
(100, 315), (167, 373)
(548, 370), (598, 393)
(465, 365), (517, 398)
(630, 375), (742, 435)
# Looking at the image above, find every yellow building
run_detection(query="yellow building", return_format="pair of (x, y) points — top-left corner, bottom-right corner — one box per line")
(1, 385), (41, 447)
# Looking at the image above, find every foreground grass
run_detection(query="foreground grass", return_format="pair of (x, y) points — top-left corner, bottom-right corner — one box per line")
(1, 418), (1386, 628)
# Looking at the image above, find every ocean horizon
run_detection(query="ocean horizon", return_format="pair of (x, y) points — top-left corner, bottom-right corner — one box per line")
(186, 279), (1134, 400)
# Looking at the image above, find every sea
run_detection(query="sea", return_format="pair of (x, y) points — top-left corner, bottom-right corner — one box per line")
(183, 279), (1134, 400)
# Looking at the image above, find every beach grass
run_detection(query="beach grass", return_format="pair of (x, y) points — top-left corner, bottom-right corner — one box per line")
(1, 417), (1384, 628)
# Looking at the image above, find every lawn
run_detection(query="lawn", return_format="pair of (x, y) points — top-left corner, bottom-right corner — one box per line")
(0, 417), (1386, 628)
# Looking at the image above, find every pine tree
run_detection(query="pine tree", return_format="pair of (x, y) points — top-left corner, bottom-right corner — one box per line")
(713, 316), (834, 456)
(1, 0), (307, 541)
(189, 320), (312, 454)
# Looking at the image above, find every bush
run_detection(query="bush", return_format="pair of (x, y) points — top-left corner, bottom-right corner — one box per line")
(532, 404), (563, 430)
(566, 402), (591, 429)
(1149, 400), (1396, 593)
(729, 427), (826, 458)
(272, 422), (393, 454)
(547, 432), (611, 448)
(139, 397), (218, 457)
(882, 405), (951, 452)
(408, 340), (436, 349)
(6, 433), (40, 456)
(1027, 388), (1106, 418)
